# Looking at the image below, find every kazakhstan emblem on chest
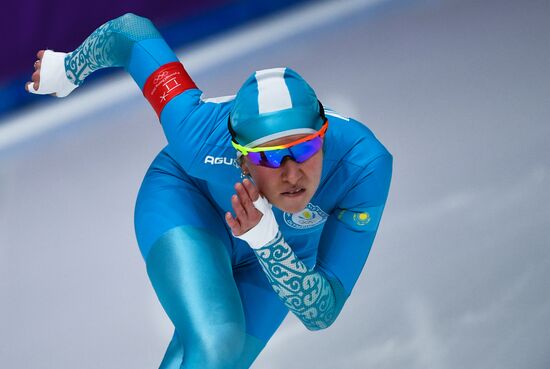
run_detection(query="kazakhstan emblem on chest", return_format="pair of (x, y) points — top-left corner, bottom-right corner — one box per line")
(283, 203), (328, 230)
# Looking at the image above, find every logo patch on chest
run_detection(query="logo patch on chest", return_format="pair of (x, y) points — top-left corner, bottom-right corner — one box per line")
(283, 203), (328, 229)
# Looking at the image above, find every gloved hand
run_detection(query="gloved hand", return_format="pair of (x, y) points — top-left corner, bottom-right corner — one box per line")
(26, 50), (78, 97)
(225, 179), (279, 249)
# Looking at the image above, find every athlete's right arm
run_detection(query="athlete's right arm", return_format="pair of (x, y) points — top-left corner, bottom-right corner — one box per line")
(27, 13), (228, 175)
(27, 14), (179, 93)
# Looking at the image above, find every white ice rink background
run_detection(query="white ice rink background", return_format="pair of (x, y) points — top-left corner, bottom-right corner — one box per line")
(1, 0), (549, 368)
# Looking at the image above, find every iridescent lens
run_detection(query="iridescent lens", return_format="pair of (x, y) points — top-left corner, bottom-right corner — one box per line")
(246, 152), (264, 166)
(247, 151), (283, 168)
(245, 136), (323, 168)
(289, 137), (323, 163)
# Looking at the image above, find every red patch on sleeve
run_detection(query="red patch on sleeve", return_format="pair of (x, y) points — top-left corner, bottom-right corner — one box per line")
(143, 62), (197, 117)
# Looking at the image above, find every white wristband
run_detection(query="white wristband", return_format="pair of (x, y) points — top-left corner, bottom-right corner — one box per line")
(27, 50), (78, 97)
(235, 196), (279, 249)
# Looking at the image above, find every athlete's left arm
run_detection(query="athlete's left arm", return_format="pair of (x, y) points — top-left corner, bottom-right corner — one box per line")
(249, 154), (393, 330)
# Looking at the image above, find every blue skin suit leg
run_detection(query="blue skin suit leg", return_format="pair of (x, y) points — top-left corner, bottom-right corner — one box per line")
(146, 226), (245, 369)
(135, 152), (287, 368)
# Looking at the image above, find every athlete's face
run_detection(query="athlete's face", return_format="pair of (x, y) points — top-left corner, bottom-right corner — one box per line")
(241, 134), (323, 213)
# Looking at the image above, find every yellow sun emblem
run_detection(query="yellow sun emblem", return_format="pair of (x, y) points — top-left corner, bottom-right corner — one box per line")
(353, 212), (371, 226)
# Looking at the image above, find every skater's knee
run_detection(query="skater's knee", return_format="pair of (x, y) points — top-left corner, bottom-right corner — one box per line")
(186, 324), (246, 368)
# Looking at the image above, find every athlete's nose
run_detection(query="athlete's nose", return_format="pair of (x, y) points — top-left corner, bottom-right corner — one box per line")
(280, 157), (302, 184)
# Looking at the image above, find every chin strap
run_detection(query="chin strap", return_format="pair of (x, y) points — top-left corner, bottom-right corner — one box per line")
(234, 196), (279, 249)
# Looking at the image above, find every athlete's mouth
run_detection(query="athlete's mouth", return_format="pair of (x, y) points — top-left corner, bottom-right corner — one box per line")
(281, 188), (305, 196)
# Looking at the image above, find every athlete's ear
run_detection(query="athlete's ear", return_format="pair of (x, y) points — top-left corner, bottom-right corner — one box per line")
(239, 156), (250, 176)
